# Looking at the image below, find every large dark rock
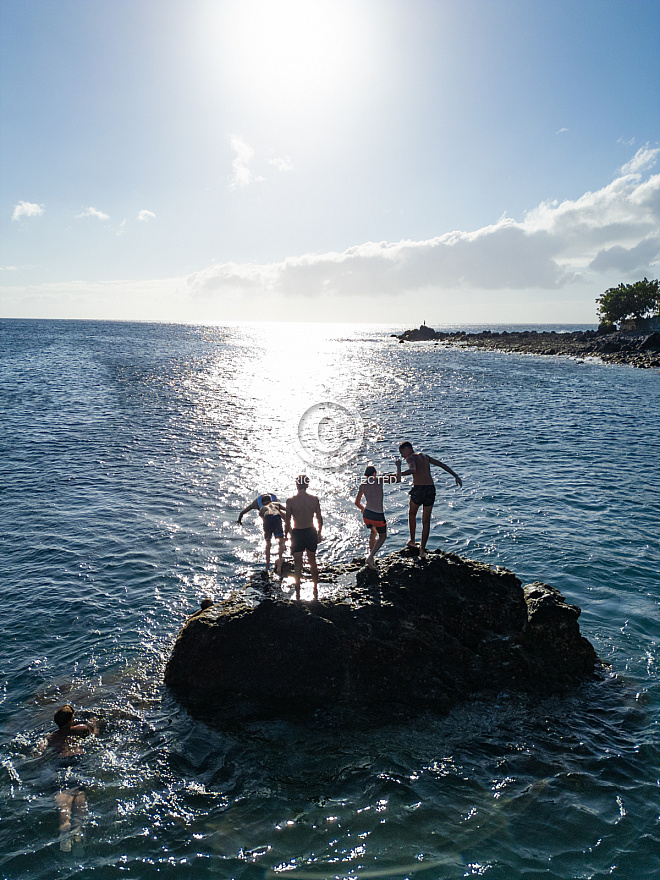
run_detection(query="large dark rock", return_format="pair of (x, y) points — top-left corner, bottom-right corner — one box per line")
(397, 324), (441, 342)
(165, 551), (601, 720)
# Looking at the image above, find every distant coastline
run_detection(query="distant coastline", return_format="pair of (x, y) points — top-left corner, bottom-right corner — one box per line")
(394, 325), (660, 368)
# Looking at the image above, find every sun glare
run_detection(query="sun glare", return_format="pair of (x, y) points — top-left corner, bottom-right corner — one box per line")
(205, 0), (373, 122)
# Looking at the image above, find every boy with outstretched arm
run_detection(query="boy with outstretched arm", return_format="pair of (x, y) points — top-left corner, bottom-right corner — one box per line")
(399, 441), (462, 559)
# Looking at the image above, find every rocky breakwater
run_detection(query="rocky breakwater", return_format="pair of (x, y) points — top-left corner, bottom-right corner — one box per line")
(165, 551), (600, 720)
(395, 326), (660, 368)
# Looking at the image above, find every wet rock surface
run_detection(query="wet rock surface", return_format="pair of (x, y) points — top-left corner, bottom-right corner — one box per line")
(395, 327), (660, 368)
(165, 550), (601, 720)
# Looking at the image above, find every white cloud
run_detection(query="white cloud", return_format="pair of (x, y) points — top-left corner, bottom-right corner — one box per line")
(12, 201), (44, 221)
(619, 145), (659, 176)
(228, 138), (289, 186)
(229, 136), (263, 188)
(5, 150), (658, 323)
(555, 127), (569, 135)
(269, 156), (293, 172)
(189, 159), (660, 301)
(76, 206), (110, 221)
(137, 209), (156, 222)
(589, 235), (660, 273)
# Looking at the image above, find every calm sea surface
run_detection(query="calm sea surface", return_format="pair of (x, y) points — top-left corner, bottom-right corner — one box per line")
(1, 319), (658, 880)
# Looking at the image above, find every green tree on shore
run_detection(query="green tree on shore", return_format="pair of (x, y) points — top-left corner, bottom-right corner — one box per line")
(596, 278), (659, 326)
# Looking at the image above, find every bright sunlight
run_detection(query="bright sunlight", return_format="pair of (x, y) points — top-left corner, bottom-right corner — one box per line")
(207, 0), (373, 122)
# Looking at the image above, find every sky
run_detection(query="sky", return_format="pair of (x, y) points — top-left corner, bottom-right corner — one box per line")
(1, 0), (659, 324)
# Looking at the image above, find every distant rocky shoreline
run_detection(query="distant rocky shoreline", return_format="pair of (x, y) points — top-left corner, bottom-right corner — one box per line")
(395, 325), (660, 368)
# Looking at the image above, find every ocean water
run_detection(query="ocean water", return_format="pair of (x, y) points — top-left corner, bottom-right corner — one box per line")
(0, 318), (658, 880)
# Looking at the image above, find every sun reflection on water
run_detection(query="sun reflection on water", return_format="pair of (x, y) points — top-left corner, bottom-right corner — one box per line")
(189, 323), (403, 586)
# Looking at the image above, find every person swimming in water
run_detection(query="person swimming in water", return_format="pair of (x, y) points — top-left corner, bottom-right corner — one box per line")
(45, 704), (100, 852)
(354, 458), (402, 569)
(238, 492), (286, 573)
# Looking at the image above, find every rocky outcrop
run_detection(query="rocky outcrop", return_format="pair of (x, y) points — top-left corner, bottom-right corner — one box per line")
(395, 327), (660, 368)
(165, 551), (600, 720)
(395, 324), (441, 342)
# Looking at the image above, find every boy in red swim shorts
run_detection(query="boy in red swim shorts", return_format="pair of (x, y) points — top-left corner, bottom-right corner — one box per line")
(354, 458), (401, 569)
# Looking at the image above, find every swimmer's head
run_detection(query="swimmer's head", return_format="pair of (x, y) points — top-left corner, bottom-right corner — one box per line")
(54, 705), (75, 727)
(364, 465), (377, 477)
(398, 441), (413, 456)
(295, 474), (310, 489)
(261, 494), (272, 504)
(200, 598), (214, 610)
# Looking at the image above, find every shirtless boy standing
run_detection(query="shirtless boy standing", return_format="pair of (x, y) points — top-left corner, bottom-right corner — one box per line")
(354, 458), (401, 569)
(399, 441), (462, 559)
(285, 475), (323, 600)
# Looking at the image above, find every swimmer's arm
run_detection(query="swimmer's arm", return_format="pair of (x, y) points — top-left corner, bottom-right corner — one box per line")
(428, 457), (463, 487)
(285, 500), (292, 535)
(355, 485), (366, 511)
(237, 499), (258, 524)
(315, 500), (323, 536)
(69, 721), (97, 738)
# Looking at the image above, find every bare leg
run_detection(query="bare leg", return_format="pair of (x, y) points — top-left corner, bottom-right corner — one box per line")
(265, 537), (271, 570)
(275, 536), (285, 575)
(308, 551), (319, 600)
(407, 501), (420, 547)
(366, 528), (386, 569)
(419, 505), (433, 558)
(56, 790), (73, 851)
(366, 526), (377, 565)
(293, 551), (303, 600)
(71, 790), (87, 845)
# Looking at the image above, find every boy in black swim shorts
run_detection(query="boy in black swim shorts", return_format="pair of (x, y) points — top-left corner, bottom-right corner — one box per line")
(399, 441), (462, 559)
(237, 492), (286, 573)
(259, 495), (287, 573)
(285, 475), (323, 600)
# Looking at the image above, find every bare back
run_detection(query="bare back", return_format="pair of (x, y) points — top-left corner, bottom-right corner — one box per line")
(406, 452), (434, 486)
(362, 477), (385, 512)
(286, 491), (321, 529)
(47, 724), (92, 757)
(259, 501), (285, 519)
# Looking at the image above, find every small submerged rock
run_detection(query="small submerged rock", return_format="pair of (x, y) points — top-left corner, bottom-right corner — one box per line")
(164, 551), (601, 720)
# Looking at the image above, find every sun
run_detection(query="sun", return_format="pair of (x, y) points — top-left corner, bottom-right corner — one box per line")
(204, 0), (373, 123)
